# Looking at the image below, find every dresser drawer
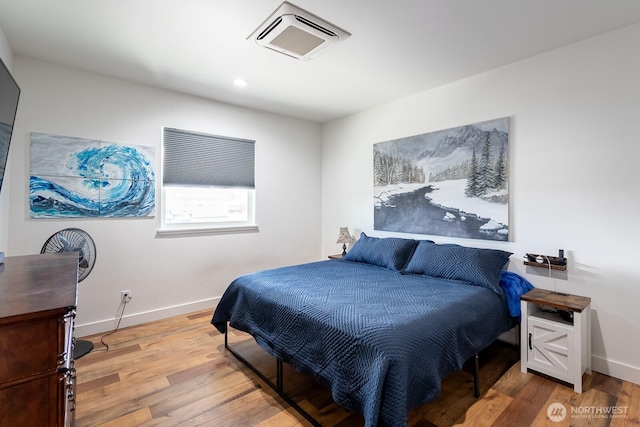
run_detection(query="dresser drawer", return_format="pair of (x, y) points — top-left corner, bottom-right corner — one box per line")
(0, 312), (64, 384)
(0, 371), (63, 427)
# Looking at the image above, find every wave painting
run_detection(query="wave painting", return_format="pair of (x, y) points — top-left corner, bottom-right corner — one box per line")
(30, 133), (155, 218)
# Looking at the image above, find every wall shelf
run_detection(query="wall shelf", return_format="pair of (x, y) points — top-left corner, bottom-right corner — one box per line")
(524, 253), (567, 271)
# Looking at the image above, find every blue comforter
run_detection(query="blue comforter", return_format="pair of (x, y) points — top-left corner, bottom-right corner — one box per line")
(211, 260), (514, 426)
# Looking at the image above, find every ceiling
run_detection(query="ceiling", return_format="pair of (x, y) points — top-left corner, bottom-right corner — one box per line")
(2, 1), (640, 124)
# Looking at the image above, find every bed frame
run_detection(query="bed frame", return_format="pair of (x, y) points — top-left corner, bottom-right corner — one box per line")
(223, 322), (481, 426)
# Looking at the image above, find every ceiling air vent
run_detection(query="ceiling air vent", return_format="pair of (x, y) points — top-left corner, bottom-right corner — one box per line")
(248, 2), (351, 60)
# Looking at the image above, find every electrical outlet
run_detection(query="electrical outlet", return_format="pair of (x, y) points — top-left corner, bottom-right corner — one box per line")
(121, 290), (132, 303)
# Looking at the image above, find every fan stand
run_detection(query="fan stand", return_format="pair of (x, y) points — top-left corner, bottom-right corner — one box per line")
(74, 339), (94, 359)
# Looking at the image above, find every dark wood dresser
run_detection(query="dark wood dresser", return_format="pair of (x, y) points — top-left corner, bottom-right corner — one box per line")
(0, 252), (78, 427)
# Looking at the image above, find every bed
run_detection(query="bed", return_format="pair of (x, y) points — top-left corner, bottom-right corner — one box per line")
(211, 234), (532, 427)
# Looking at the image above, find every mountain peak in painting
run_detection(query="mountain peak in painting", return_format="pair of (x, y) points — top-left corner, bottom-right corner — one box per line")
(421, 125), (508, 164)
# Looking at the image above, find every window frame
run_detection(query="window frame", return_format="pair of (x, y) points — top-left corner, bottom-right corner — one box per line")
(157, 128), (258, 237)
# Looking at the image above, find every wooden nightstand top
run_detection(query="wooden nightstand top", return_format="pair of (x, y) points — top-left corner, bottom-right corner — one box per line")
(521, 288), (591, 313)
(328, 254), (343, 260)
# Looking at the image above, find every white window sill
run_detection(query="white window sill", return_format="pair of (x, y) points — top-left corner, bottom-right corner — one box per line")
(155, 224), (259, 238)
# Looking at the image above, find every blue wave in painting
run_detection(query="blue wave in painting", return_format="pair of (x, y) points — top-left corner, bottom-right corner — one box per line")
(30, 176), (101, 217)
(30, 144), (155, 218)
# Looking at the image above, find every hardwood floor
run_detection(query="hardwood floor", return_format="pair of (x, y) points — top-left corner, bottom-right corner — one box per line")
(74, 309), (639, 427)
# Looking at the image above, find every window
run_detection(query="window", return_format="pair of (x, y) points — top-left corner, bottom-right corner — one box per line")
(159, 127), (257, 236)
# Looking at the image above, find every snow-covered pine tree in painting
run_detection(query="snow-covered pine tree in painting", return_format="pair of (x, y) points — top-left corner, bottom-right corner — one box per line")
(373, 117), (509, 241)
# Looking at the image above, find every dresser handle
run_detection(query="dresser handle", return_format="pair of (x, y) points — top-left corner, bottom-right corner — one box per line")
(528, 333), (533, 350)
(57, 351), (68, 368)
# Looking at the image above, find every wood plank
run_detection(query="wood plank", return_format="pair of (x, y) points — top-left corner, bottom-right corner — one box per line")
(453, 389), (513, 427)
(530, 383), (576, 427)
(611, 381), (640, 427)
(521, 288), (590, 312)
(76, 377), (172, 424)
(255, 408), (310, 427)
(75, 372), (120, 394)
(148, 370), (260, 419)
(96, 408), (153, 427)
(166, 357), (231, 385)
(163, 388), (286, 427)
(488, 361), (535, 399)
(491, 374), (557, 427)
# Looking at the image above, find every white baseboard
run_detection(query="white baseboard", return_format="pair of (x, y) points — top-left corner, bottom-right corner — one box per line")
(591, 354), (640, 386)
(75, 297), (220, 338)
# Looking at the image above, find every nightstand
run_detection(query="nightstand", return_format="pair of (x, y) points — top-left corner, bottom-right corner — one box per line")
(520, 288), (591, 393)
(328, 254), (343, 260)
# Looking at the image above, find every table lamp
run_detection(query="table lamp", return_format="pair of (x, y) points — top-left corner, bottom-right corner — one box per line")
(336, 227), (355, 256)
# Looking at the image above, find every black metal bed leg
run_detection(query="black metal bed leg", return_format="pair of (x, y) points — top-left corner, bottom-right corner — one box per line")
(473, 353), (480, 398)
(276, 359), (283, 392)
(224, 322), (228, 348)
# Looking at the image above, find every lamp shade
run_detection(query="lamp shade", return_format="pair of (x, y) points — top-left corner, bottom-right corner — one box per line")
(336, 227), (355, 244)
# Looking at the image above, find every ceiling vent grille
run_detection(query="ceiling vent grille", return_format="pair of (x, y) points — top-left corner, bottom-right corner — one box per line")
(248, 2), (351, 60)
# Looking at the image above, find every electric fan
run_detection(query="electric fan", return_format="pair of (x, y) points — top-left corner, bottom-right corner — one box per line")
(41, 228), (97, 359)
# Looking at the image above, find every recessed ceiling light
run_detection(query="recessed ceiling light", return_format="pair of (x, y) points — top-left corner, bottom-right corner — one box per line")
(233, 78), (249, 87)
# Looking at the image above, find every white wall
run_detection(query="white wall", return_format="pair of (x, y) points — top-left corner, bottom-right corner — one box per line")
(322, 24), (640, 384)
(0, 25), (12, 252)
(7, 56), (322, 336)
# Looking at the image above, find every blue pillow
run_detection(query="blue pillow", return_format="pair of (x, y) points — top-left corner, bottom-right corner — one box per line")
(404, 241), (512, 294)
(342, 233), (418, 271)
(499, 271), (534, 320)
(400, 240), (437, 272)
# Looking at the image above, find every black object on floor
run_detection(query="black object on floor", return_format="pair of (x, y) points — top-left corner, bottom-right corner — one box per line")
(74, 339), (94, 359)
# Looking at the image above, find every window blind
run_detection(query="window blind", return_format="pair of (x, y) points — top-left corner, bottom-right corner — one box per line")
(163, 127), (255, 188)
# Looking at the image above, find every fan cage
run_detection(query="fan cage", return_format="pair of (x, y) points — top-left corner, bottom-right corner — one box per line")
(41, 228), (96, 282)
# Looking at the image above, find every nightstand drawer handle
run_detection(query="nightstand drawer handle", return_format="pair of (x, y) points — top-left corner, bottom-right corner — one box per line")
(528, 332), (532, 350)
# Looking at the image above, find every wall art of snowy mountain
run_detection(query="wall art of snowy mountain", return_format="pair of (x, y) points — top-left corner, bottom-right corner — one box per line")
(373, 117), (509, 241)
